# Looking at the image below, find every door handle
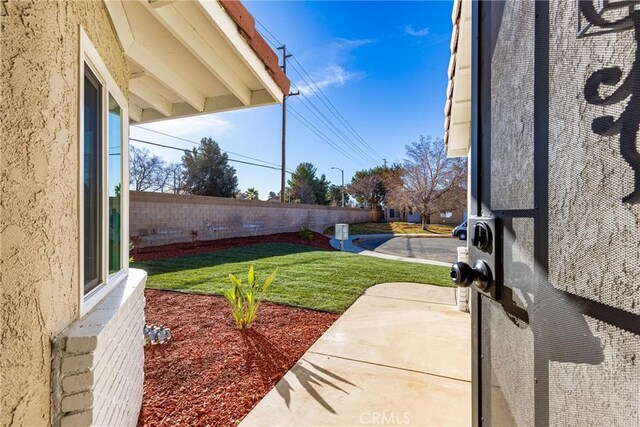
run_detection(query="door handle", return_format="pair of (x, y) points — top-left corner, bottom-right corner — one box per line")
(451, 216), (501, 300)
(450, 260), (493, 291)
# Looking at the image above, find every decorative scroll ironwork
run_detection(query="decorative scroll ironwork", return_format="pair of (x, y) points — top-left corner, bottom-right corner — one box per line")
(580, 1), (640, 203)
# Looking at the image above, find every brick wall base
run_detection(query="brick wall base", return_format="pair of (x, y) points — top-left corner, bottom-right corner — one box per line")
(51, 269), (146, 427)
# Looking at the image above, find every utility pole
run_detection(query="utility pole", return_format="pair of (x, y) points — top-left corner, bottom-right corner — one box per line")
(277, 44), (299, 203)
(331, 167), (345, 207)
(383, 158), (388, 168)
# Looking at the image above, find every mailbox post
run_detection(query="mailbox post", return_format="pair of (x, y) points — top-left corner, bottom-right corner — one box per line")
(335, 223), (349, 251)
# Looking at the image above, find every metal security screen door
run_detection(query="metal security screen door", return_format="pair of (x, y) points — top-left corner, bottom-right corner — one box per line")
(469, 1), (640, 425)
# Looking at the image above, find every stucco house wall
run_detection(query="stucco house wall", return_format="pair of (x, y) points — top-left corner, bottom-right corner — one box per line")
(1, 1), (129, 425)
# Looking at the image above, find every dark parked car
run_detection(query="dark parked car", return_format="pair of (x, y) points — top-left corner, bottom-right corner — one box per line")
(452, 220), (467, 240)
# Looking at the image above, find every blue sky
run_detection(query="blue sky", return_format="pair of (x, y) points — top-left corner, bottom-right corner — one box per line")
(130, 0), (453, 199)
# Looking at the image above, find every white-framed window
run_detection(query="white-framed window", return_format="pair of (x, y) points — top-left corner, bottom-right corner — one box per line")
(79, 27), (129, 317)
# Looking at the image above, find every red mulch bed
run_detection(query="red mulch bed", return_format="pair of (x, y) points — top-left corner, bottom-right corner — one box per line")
(133, 231), (334, 262)
(138, 289), (339, 427)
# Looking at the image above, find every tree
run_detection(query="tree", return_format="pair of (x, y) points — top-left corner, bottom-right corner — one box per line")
(347, 170), (383, 208)
(166, 162), (186, 194)
(328, 184), (350, 206)
(182, 137), (238, 197)
(287, 162), (330, 205)
(347, 165), (401, 208)
(129, 146), (171, 192)
(276, 187), (291, 202)
(245, 187), (259, 200)
(316, 174), (330, 205)
(386, 135), (467, 230)
(268, 191), (278, 200)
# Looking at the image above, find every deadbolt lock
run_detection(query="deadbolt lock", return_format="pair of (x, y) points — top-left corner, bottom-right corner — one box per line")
(472, 222), (492, 252)
(451, 216), (501, 300)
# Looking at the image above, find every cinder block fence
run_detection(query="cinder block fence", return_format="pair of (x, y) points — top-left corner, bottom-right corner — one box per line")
(130, 191), (371, 247)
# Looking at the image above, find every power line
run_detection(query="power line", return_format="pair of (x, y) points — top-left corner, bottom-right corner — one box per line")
(134, 126), (283, 169)
(254, 18), (283, 47)
(288, 104), (366, 166)
(288, 83), (378, 165)
(292, 87), (379, 164)
(255, 21), (381, 166)
(288, 57), (383, 161)
(287, 106), (369, 168)
(130, 138), (293, 174)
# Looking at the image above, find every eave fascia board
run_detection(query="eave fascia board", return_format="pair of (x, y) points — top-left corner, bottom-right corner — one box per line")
(149, 0), (177, 9)
(104, 0), (135, 51)
(197, 0), (284, 103)
(129, 103), (143, 122)
(138, 94), (244, 124)
(126, 42), (206, 112)
(105, 1), (206, 112)
(129, 79), (173, 117)
(145, 2), (252, 106)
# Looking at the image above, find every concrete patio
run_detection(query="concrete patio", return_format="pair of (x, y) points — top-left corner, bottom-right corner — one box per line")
(241, 283), (471, 426)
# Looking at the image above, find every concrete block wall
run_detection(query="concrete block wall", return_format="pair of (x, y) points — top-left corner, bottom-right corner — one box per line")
(130, 191), (371, 247)
(51, 269), (147, 427)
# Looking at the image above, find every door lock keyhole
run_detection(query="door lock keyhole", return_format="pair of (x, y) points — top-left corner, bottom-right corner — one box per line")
(472, 222), (492, 252)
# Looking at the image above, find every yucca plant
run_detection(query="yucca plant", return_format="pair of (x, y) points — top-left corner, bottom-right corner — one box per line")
(222, 265), (278, 329)
(299, 226), (314, 241)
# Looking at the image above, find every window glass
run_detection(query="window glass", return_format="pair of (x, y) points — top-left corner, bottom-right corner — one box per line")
(108, 95), (122, 274)
(83, 66), (102, 294)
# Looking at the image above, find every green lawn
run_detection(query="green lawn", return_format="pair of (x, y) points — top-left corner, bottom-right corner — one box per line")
(324, 221), (455, 236)
(138, 243), (453, 313)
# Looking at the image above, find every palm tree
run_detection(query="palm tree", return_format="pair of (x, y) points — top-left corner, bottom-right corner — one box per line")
(245, 187), (259, 201)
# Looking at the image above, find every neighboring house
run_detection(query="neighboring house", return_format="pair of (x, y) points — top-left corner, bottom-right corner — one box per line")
(446, 0), (639, 425)
(1, 1), (288, 426)
(384, 207), (464, 225)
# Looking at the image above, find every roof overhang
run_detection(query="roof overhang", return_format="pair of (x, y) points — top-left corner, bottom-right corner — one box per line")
(105, 0), (290, 124)
(444, 0), (471, 158)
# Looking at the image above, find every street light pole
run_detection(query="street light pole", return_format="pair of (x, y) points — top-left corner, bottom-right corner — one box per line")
(331, 167), (344, 207)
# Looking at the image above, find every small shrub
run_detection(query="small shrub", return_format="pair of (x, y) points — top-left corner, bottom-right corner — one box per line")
(129, 236), (142, 263)
(299, 227), (314, 241)
(129, 241), (136, 264)
(222, 265), (277, 329)
(130, 235), (142, 252)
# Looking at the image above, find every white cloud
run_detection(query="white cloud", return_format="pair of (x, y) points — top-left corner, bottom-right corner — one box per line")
(294, 37), (372, 95)
(296, 64), (363, 95)
(405, 25), (430, 37)
(330, 37), (375, 51)
(133, 114), (232, 142)
(130, 115), (234, 164)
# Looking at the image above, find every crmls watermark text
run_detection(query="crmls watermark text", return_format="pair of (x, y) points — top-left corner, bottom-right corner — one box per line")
(359, 411), (411, 425)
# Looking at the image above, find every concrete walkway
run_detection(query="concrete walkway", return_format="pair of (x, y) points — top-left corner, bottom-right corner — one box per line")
(240, 283), (471, 427)
(329, 234), (453, 267)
